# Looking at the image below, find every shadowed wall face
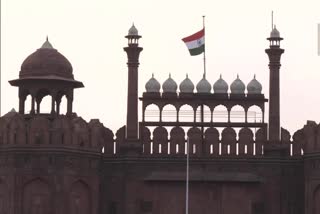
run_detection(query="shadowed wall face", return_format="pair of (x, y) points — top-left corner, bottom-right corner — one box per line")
(141, 182), (262, 214)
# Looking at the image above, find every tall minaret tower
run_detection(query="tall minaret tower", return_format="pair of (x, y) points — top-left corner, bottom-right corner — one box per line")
(124, 24), (143, 142)
(265, 25), (284, 142)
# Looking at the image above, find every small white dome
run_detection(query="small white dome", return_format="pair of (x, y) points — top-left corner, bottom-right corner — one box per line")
(41, 36), (54, 49)
(270, 26), (280, 38)
(213, 74), (228, 94)
(196, 74), (211, 93)
(145, 74), (160, 93)
(247, 75), (262, 94)
(128, 24), (138, 36)
(230, 75), (245, 94)
(162, 74), (177, 93)
(179, 74), (194, 93)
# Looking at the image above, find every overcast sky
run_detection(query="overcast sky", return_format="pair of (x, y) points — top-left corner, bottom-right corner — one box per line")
(1, 0), (320, 135)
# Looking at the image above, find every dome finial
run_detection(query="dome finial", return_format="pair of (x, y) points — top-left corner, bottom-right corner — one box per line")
(186, 73), (188, 78)
(152, 73), (154, 78)
(41, 36), (54, 49)
(220, 74), (222, 79)
(169, 73), (171, 78)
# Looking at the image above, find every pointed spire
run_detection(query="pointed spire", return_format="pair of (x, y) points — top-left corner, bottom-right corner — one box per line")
(186, 74), (188, 78)
(40, 36), (54, 49)
(169, 73), (171, 78)
(220, 74), (222, 79)
(152, 73), (154, 78)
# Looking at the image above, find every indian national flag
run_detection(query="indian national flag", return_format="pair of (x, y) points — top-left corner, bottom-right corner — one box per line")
(182, 28), (205, 56)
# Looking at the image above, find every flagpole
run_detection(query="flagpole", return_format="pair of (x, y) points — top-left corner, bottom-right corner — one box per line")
(186, 137), (189, 214)
(203, 15), (206, 78)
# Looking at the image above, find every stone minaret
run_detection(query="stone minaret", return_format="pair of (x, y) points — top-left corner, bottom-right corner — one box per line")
(124, 24), (143, 142)
(265, 26), (284, 142)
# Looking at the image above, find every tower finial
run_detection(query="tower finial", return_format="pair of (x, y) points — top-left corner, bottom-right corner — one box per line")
(46, 35), (48, 41)
(272, 11), (274, 30)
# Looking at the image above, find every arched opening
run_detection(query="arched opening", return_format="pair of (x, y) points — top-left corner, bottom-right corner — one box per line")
(230, 105), (245, 123)
(212, 105), (228, 122)
(23, 178), (52, 213)
(59, 95), (68, 115)
(195, 105), (211, 122)
(69, 181), (91, 214)
(247, 105), (263, 123)
(162, 104), (177, 122)
(25, 94), (32, 114)
(145, 104), (160, 122)
(178, 104), (194, 122)
(39, 95), (52, 114)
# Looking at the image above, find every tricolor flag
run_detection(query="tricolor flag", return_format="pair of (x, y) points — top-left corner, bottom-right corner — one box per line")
(182, 28), (205, 56)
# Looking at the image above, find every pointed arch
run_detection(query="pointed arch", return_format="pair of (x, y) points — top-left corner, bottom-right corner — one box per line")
(69, 180), (91, 214)
(178, 104), (194, 122)
(195, 105), (211, 123)
(162, 104), (177, 122)
(212, 105), (228, 122)
(247, 105), (263, 123)
(230, 105), (245, 123)
(22, 178), (52, 214)
(170, 126), (185, 155)
(145, 104), (160, 122)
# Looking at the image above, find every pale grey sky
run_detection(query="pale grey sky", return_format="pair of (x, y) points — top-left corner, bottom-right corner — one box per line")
(1, 0), (320, 135)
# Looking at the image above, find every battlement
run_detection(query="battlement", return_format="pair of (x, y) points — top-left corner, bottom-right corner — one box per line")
(0, 111), (112, 153)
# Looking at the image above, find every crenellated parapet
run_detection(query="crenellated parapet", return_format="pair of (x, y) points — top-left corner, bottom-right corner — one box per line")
(0, 110), (113, 153)
(292, 121), (320, 155)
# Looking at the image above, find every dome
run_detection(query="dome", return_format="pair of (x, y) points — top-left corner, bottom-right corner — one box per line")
(213, 74), (228, 94)
(179, 74), (194, 93)
(230, 75), (245, 94)
(196, 74), (211, 93)
(145, 74), (161, 92)
(20, 37), (74, 80)
(270, 26), (280, 38)
(247, 75), (262, 94)
(162, 74), (177, 93)
(128, 24), (138, 36)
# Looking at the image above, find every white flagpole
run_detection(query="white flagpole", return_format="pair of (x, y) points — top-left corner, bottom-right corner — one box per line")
(203, 15), (206, 78)
(186, 137), (190, 214)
